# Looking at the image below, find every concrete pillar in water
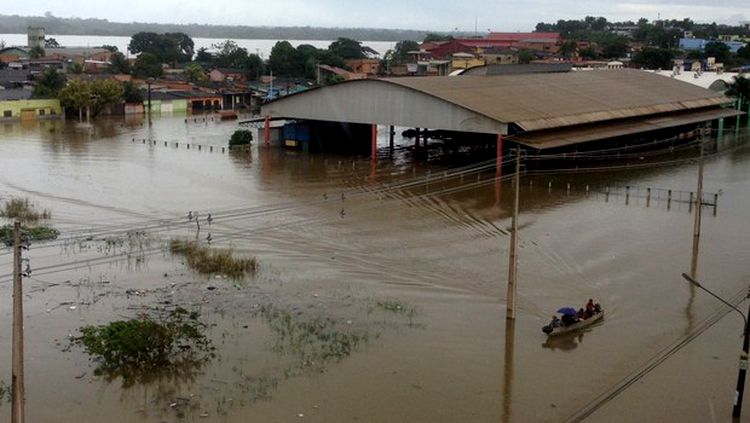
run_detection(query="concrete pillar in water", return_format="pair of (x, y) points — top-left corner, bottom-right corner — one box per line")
(737, 98), (743, 135)
(718, 118), (724, 142)
(371, 123), (377, 163)
(415, 128), (421, 149)
(264, 115), (270, 148)
(496, 134), (504, 176)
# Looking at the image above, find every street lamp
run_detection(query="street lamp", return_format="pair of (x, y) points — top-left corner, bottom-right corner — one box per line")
(682, 273), (750, 418)
(146, 77), (154, 127)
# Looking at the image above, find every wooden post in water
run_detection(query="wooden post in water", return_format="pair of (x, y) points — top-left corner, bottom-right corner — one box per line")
(690, 141), (705, 278)
(389, 125), (395, 152)
(507, 148), (521, 320)
(11, 221), (25, 423)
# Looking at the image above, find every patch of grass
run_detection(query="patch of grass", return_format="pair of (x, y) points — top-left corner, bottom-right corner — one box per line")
(0, 224), (59, 246)
(73, 307), (213, 387)
(377, 299), (418, 318)
(170, 239), (257, 280)
(1, 198), (51, 223)
(259, 304), (367, 368)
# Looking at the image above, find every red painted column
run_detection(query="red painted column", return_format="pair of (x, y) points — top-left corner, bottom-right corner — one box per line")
(496, 134), (504, 176)
(264, 115), (270, 148)
(371, 123), (378, 162)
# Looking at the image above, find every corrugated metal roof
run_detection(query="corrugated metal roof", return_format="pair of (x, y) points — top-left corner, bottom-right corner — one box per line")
(382, 69), (731, 131)
(509, 108), (743, 150)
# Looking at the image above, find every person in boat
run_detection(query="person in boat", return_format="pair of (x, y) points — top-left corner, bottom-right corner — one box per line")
(549, 316), (563, 328)
(561, 313), (578, 326)
(594, 303), (602, 313)
(585, 299), (595, 318)
(576, 308), (586, 320)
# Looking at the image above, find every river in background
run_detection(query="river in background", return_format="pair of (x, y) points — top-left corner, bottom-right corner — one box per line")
(0, 33), (396, 58)
(0, 114), (750, 422)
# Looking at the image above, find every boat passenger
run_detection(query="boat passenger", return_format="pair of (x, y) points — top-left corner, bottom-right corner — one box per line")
(586, 299), (595, 318)
(561, 313), (578, 326)
(594, 303), (602, 313)
(577, 308), (586, 320)
(550, 316), (562, 328)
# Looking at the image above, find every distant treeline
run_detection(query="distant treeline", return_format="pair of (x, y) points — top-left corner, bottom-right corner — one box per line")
(0, 14), (430, 41)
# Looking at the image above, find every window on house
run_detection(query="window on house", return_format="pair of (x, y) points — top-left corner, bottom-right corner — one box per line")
(39, 109), (45, 116)
(3, 111), (11, 118)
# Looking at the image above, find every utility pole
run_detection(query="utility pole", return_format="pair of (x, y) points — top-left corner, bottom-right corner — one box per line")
(690, 134), (705, 279)
(11, 221), (25, 423)
(507, 148), (521, 320)
(682, 274), (750, 419)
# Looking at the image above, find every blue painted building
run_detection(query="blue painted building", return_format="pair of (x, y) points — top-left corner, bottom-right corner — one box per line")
(679, 38), (746, 53)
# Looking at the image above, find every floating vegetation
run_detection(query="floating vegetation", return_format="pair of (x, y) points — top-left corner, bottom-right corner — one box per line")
(0, 197), (51, 223)
(170, 239), (257, 280)
(259, 304), (368, 372)
(73, 307), (213, 388)
(0, 224), (60, 246)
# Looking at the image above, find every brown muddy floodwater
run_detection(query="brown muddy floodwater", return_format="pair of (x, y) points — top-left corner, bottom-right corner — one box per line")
(1, 114), (750, 423)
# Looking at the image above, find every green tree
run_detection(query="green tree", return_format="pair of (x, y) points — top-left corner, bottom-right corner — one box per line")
(704, 42), (732, 65)
(132, 52), (163, 78)
(58, 79), (92, 121)
(579, 47), (598, 60)
(726, 76), (750, 102)
(165, 32), (195, 62)
(29, 45), (45, 59)
(328, 38), (364, 59)
(213, 40), (250, 69)
(518, 49), (536, 64)
(90, 79), (124, 115)
(184, 63), (207, 83)
(632, 47), (674, 69)
(601, 37), (628, 59)
(32, 67), (66, 98)
(128, 32), (181, 64)
(560, 40), (578, 59)
(195, 47), (213, 64)
(101, 45), (119, 53)
(108, 52), (130, 74)
(68, 62), (84, 74)
(244, 54), (265, 80)
(392, 40), (419, 64)
(269, 41), (302, 76)
(122, 81), (143, 103)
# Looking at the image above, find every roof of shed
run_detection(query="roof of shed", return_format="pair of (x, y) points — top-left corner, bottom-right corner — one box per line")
(382, 69), (730, 131)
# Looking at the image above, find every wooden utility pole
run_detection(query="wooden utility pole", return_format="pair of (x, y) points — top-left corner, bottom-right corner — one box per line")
(507, 148), (521, 320)
(690, 136), (705, 279)
(11, 221), (25, 423)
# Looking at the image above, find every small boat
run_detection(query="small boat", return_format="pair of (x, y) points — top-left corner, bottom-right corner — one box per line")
(542, 310), (604, 336)
(219, 110), (238, 120)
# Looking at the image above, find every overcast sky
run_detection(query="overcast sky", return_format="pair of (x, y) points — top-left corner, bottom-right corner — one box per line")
(4, 0), (750, 31)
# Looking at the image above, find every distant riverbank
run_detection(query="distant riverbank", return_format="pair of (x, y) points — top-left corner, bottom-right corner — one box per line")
(0, 33), (396, 59)
(0, 13), (428, 42)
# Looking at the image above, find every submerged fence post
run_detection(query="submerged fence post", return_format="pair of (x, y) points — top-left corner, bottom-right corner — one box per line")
(668, 189), (672, 210)
(647, 188), (651, 208)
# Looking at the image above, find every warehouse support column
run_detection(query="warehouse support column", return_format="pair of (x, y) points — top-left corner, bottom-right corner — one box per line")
(415, 128), (421, 150)
(718, 117), (724, 143)
(389, 125), (395, 152)
(496, 134), (504, 176)
(264, 115), (270, 148)
(371, 123), (377, 163)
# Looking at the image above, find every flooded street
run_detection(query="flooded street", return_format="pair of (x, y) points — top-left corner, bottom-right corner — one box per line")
(1, 114), (750, 422)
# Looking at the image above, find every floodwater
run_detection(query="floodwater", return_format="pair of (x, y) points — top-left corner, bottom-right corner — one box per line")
(0, 114), (749, 422)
